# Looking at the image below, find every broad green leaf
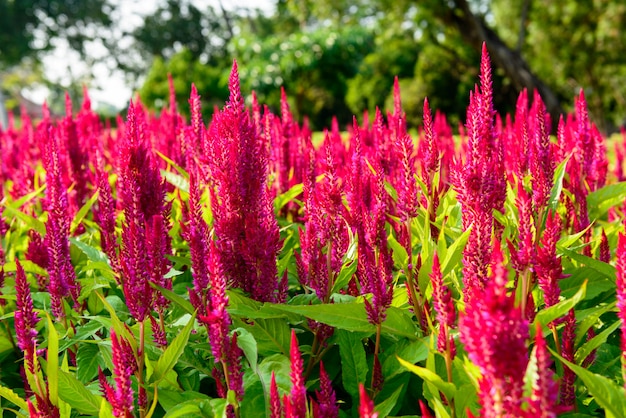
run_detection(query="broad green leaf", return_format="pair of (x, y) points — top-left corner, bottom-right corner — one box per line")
(163, 402), (203, 417)
(375, 379), (405, 417)
(5, 184), (46, 209)
(258, 354), (292, 394)
(2, 205), (46, 235)
(331, 260), (357, 295)
(234, 327), (258, 371)
(560, 266), (613, 300)
(337, 329), (368, 403)
(151, 311), (197, 384)
(0, 386), (28, 412)
(588, 182), (626, 218)
(70, 237), (110, 264)
(151, 283), (195, 315)
(57, 370), (104, 416)
(382, 337), (429, 379)
(239, 378), (266, 418)
(156, 151), (189, 179)
(576, 302), (616, 345)
(551, 349), (626, 418)
(99, 398), (113, 418)
(534, 281), (586, 329)
(76, 343), (101, 382)
(548, 154), (570, 211)
(46, 314), (59, 406)
(161, 169), (189, 193)
(559, 248), (616, 279)
(158, 389), (211, 412)
(440, 227), (472, 277)
(274, 182), (303, 212)
(557, 224), (593, 250)
(388, 232), (409, 268)
(397, 356), (456, 401)
(70, 190), (99, 233)
(1, 259), (48, 277)
(575, 320), (621, 365)
(97, 292), (137, 353)
(237, 317), (291, 356)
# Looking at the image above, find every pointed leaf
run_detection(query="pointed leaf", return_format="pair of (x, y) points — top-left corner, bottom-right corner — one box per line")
(151, 311), (197, 384)
(337, 329), (368, 403)
(70, 190), (99, 233)
(397, 356), (456, 401)
(46, 313), (59, 406)
(534, 281), (586, 329)
(57, 369), (105, 415)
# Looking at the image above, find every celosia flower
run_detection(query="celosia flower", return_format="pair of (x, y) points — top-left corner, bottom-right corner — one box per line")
(358, 384), (378, 418)
(94, 150), (118, 271)
(14, 259), (39, 370)
(270, 372), (282, 418)
(459, 242), (529, 417)
(559, 309), (576, 406)
(204, 61), (281, 302)
(430, 254), (456, 357)
(535, 211), (563, 314)
(527, 324), (559, 417)
(41, 121), (80, 319)
(314, 361), (338, 418)
(98, 330), (136, 417)
(289, 330), (306, 418)
(616, 231), (626, 387)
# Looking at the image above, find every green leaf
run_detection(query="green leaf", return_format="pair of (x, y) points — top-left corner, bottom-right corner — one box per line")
(96, 292), (137, 353)
(151, 283), (195, 315)
(5, 184), (46, 209)
(550, 349), (626, 418)
(237, 317), (291, 356)
(76, 343), (101, 382)
(234, 327), (258, 371)
(397, 356), (456, 401)
(337, 329), (368, 403)
(163, 401), (204, 417)
(99, 398), (113, 418)
(274, 182), (303, 212)
(57, 369), (105, 416)
(534, 281), (586, 328)
(0, 386), (28, 412)
(548, 154), (569, 211)
(1, 259), (48, 277)
(161, 169), (190, 193)
(2, 205), (46, 235)
(440, 227), (472, 277)
(588, 182), (626, 218)
(375, 379), (405, 417)
(156, 151), (189, 179)
(70, 190), (99, 233)
(46, 314), (59, 406)
(388, 232), (409, 268)
(70, 237), (110, 264)
(331, 260), (357, 296)
(151, 311), (197, 384)
(559, 248), (616, 279)
(158, 389), (210, 412)
(575, 320), (621, 365)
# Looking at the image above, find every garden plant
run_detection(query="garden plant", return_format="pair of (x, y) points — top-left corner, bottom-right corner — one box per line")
(2, 44), (626, 417)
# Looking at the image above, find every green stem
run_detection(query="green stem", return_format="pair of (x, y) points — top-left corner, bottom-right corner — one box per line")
(138, 320), (146, 418)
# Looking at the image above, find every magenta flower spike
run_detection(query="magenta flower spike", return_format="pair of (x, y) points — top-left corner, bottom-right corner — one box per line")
(269, 372), (283, 418)
(459, 242), (529, 417)
(99, 330), (136, 417)
(205, 60), (281, 302)
(358, 384), (378, 418)
(430, 253), (456, 357)
(529, 91), (554, 211)
(559, 309), (576, 406)
(94, 150), (118, 271)
(536, 211), (564, 313)
(289, 330), (306, 418)
(14, 259), (39, 371)
(616, 231), (626, 386)
(315, 361), (338, 418)
(528, 325), (559, 417)
(41, 121), (80, 319)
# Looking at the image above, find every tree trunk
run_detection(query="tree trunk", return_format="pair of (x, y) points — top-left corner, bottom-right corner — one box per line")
(448, 0), (564, 124)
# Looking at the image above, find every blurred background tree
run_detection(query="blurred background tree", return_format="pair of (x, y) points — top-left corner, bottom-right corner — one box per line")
(1, 0), (625, 132)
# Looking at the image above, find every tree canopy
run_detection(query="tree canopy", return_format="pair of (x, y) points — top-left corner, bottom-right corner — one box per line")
(2, 0), (626, 132)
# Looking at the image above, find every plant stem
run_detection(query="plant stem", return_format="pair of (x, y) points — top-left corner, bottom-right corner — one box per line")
(138, 320), (146, 418)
